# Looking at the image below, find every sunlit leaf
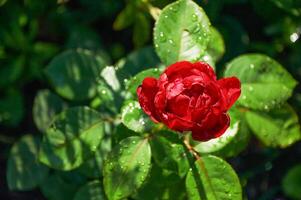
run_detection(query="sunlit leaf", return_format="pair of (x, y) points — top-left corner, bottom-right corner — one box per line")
(33, 89), (67, 133)
(154, 0), (211, 65)
(103, 136), (151, 200)
(185, 155), (242, 200)
(45, 49), (108, 101)
(39, 107), (104, 170)
(121, 100), (154, 133)
(7, 135), (49, 190)
(225, 54), (297, 111)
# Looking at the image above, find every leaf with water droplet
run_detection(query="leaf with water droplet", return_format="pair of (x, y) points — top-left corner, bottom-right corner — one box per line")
(185, 155), (242, 200)
(154, 0), (211, 65)
(103, 136), (151, 200)
(39, 107), (104, 170)
(225, 54), (297, 111)
(245, 103), (301, 148)
(203, 27), (225, 63)
(121, 100), (154, 133)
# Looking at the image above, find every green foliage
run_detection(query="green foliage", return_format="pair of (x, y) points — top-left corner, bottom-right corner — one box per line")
(39, 107), (104, 170)
(246, 104), (301, 148)
(185, 155), (242, 200)
(33, 89), (67, 133)
(225, 54), (297, 111)
(154, 0), (211, 65)
(7, 135), (49, 190)
(151, 134), (191, 177)
(45, 49), (108, 101)
(103, 136), (152, 200)
(121, 100), (154, 133)
(2, 0), (301, 199)
(74, 180), (105, 200)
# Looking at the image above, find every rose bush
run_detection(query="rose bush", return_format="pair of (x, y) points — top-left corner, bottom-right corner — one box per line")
(3, 0), (301, 199)
(137, 61), (241, 141)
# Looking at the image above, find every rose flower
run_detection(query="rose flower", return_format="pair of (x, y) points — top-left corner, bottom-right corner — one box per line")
(137, 61), (241, 141)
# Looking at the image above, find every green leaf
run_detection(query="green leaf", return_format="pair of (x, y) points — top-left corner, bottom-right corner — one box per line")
(185, 155), (242, 200)
(154, 0), (211, 65)
(40, 172), (84, 200)
(225, 54), (297, 111)
(65, 25), (104, 51)
(39, 107), (104, 170)
(113, 4), (135, 30)
(78, 135), (112, 178)
(133, 13), (151, 48)
(7, 135), (49, 191)
(150, 135), (191, 177)
(121, 100), (154, 133)
(132, 164), (186, 200)
(45, 49), (108, 101)
(126, 68), (162, 98)
(33, 89), (67, 133)
(74, 180), (105, 200)
(205, 27), (225, 62)
(194, 108), (250, 158)
(103, 136), (151, 200)
(245, 104), (301, 148)
(115, 46), (160, 81)
(282, 164), (301, 199)
(101, 66), (121, 92)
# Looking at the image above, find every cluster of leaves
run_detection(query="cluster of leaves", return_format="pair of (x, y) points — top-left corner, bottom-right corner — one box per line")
(2, 0), (301, 200)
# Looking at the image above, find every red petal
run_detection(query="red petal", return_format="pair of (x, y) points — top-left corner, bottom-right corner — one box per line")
(192, 113), (230, 141)
(167, 94), (190, 118)
(218, 77), (241, 110)
(137, 77), (160, 122)
(166, 113), (193, 132)
(193, 62), (216, 80)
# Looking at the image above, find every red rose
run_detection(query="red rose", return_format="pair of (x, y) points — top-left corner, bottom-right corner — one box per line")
(137, 61), (241, 141)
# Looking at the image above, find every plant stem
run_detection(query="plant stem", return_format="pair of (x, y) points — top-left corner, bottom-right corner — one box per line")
(183, 134), (201, 160)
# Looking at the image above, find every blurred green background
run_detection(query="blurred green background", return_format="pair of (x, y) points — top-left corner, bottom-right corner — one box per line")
(0, 0), (301, 199)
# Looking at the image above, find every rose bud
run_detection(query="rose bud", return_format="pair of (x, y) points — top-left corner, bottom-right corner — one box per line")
(137, 61), (241, 141)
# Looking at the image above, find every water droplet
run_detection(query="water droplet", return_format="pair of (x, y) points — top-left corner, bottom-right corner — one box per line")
(159, 32), (166, 42)
(168, 39), (174, 45)
(290, 32), (299, 43)
(192, 14), (197, 21)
